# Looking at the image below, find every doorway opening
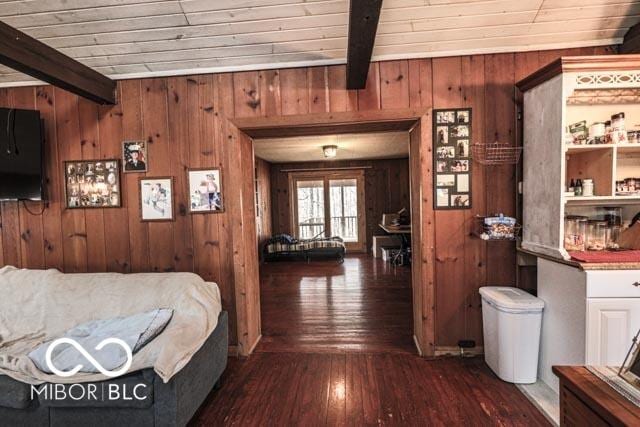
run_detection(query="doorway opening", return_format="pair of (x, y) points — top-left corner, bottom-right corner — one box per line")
(229, 109), (435, 357)
(253, 129), (413, 354)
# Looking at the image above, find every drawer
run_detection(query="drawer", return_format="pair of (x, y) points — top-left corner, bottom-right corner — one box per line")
(586, 270), (640, 298)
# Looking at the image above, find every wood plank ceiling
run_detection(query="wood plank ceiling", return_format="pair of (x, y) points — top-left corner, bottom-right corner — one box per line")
(0, 0), (637, 86)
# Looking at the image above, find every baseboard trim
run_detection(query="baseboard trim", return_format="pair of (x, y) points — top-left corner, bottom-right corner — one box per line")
(413, 335), (423, 356)
(434, 345), (484, 357)
(246, 334), (262, 355)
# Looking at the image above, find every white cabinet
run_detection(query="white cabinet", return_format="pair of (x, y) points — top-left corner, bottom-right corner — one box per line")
(586, 298), (640, 366)
(537, 258), (640, 392)
(518, 55), (640, 260)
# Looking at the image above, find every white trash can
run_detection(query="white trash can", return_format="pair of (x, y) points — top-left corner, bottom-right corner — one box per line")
(479, 286), (544, 384)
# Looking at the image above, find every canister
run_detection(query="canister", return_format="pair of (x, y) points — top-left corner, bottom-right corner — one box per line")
(589, 122), (605, 138)
(582, 178), (594, 197)
(612, 112), (626, 131)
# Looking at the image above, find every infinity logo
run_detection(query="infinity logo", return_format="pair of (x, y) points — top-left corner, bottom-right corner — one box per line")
(45, 338), (133, 378)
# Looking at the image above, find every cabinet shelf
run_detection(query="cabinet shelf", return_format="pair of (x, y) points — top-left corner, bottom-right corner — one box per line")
(565, 144), (613, 153)
(565, 195), (640, 206)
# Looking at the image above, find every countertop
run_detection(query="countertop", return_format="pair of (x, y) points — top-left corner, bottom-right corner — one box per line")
(517, 247), (640, 271)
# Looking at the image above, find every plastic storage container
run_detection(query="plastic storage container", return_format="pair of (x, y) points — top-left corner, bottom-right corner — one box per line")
(479, 286), (545, 384)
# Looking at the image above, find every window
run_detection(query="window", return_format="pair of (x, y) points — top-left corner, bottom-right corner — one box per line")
(296, 180), (325, 239)
(330, 179), (358, 242)
(290, 170), (365, 251)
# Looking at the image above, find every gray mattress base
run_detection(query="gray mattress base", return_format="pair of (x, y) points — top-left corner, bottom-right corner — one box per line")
(0, 311), (228, 427)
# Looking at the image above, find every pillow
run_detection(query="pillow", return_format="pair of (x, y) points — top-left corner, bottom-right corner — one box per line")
(28, 308), (173, 375)
(270, 234), (296, 244)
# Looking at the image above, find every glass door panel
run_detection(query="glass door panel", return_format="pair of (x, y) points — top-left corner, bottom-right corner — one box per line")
(296, 180), (325, 239)
(329, 178), (358, 242)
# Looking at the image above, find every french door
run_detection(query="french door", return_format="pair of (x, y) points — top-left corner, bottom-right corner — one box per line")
(290, 170), (366, 252)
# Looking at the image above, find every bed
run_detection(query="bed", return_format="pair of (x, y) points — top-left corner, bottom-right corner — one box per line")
(263, 235), (346, 263)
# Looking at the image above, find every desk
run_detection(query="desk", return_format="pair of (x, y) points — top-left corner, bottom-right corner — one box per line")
(553, 366), (640, 426)
(378, 224), (411, 266)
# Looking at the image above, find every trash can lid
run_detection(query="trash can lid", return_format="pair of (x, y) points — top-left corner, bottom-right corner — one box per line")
(479, 286), (544, 311)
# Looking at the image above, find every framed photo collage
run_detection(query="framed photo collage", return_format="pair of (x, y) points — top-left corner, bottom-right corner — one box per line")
(433, 108), (472, 210)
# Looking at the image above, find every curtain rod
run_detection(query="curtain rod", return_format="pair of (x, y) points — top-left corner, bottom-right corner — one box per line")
(281, 166), (373, 173)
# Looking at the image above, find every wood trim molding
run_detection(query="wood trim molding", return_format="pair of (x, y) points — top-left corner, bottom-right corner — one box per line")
(516, 54), (640, 92)
(434, 346), (484, 357)
(0, 21), (116, 104)
(231, 108), (427, 138)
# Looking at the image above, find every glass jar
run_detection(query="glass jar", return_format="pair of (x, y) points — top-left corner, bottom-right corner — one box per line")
(564, 215), (587, 251)
(587, 220), (608, 251)
(600, 206), (622, 227)
(606, 225), (621, 249)
(612, 112), (626, 131)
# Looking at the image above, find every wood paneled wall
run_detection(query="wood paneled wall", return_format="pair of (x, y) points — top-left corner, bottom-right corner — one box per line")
(0, 45), (614, 351)
(269, 158), (410, 252)
(254, 157), (272, 248)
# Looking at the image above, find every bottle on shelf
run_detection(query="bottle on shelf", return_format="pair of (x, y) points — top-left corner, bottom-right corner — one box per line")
(575, 179), (583, 196)
(568, 178), (575, 193)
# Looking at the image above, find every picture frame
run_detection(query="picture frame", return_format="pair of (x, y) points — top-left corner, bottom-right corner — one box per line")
(63, 159), (121, 209)
(139, 177), (174, 222)
(619, 329), (640, 388)
(122, 141), (148, 173)
(433, 108), (472, 210)
(187, 167), (224, 213)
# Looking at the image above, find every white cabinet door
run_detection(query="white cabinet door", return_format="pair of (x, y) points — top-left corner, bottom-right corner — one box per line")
(586, 299), (640, 366)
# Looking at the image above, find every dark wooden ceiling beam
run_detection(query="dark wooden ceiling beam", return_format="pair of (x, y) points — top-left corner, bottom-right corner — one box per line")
(0, 21), (116, 104)
(346, 0), (383, 90)
(620, 22), (640, 54)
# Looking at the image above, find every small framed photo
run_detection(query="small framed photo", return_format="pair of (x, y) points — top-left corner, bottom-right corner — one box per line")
(451, 194), (470, 207)
(436, 126), (449, 145)
(64, 160), (121, 208)
(457, 174), (470, 192)
(451, 160), (469, 172)
(456, 139), (470, 157)
(436, 174), (455, 187)
(457, 110), (470, 123)
(437, 146), (455, 159)
(436, 161), (448, 173)
(436, 111), (455, 124)
(123, 141), (148, 173)
(139, 177), (174, 221)
(452, 125), (469, 138)
(436, 188), (449, 207)
(188, 167), (224, 213)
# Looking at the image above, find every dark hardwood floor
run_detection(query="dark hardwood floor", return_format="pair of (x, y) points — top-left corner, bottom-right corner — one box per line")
(257, 255), (415, 354)
(192, 353), (549, 426)
(191, 255), (549, 426)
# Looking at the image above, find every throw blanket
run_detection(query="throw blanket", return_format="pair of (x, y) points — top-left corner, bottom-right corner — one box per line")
(28, 308), (173, 375)
(0, 266), (221, 385)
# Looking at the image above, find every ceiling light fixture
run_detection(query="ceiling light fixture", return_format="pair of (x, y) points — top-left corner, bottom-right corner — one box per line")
(323, 145), (338, 158)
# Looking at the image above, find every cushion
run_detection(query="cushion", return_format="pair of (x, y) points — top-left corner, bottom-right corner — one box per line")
(0, 375), (32, 409)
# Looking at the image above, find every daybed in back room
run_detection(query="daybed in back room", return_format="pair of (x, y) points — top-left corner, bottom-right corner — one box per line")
(263, 234), (346, 263)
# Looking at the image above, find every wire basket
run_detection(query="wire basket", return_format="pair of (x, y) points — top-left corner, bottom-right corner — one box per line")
(472, 142), (522, 165)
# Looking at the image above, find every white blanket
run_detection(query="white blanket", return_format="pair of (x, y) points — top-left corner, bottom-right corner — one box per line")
(0, 266), (222, 385)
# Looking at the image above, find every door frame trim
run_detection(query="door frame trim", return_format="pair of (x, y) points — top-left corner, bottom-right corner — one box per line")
(229, 108), (435, 357)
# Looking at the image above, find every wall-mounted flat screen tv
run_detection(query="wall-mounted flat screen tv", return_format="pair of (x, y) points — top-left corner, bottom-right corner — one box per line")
(0, 108), (44, 201)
